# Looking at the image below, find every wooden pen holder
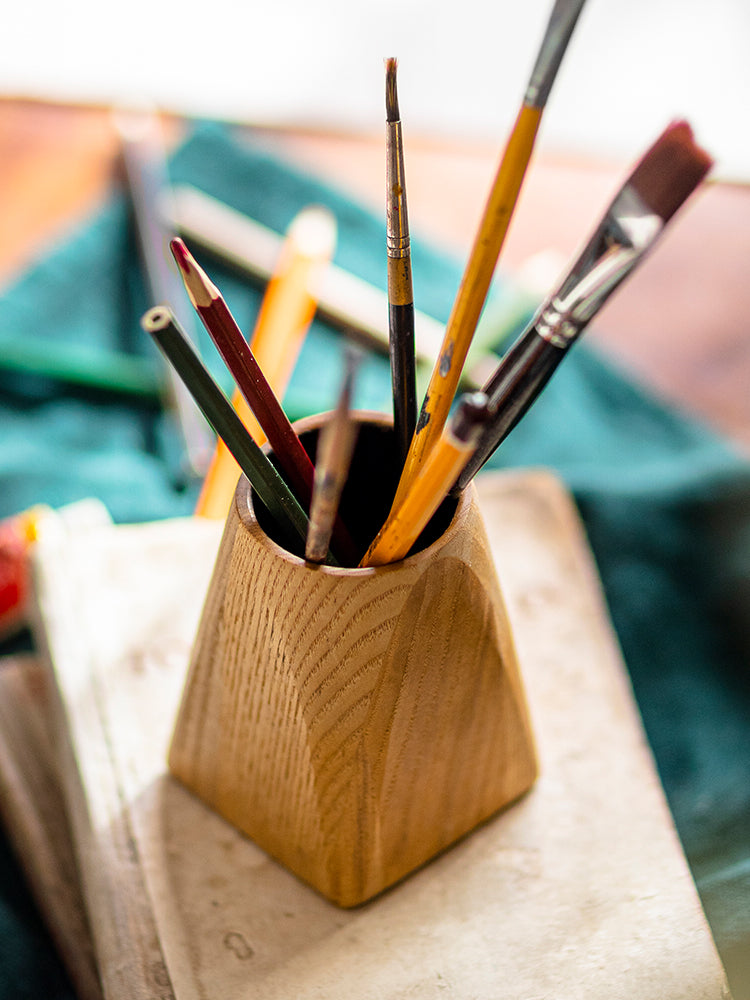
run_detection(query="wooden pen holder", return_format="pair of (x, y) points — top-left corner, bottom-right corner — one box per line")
(168, 413), (537, 907)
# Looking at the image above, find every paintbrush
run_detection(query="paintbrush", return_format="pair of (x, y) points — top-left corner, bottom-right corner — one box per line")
(389, 0), (588, 508)
(305, 347), (362, 564)
(454, 119), (713, 491)
(385, 57), (418, 471)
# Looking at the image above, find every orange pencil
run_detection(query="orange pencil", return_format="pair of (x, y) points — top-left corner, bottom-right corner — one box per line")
(194, 206), (337, 520)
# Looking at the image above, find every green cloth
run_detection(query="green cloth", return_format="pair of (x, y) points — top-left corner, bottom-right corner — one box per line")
(0, 122), (748, 998)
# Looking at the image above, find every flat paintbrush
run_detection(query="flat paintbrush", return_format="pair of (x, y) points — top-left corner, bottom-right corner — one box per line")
(305, 347), (361, 565)
(385, 57), (418, 471)
(360, 392), (491, 568)
(454, 119), (713, 492)
(391, 0), (588, 508)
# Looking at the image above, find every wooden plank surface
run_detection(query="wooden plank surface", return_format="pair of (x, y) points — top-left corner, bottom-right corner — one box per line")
(18, 470), (730, 999)
(0, 654), (102, 1000)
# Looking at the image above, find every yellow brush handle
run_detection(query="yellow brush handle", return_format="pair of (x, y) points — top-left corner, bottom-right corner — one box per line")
(360, 434), (471, 567)
(391, 102), (542, 511)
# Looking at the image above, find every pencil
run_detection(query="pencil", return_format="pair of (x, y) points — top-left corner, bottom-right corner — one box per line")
(194, 205), (336, 520)
(454, 119), (713, 491)
(360, 392), (491, 567)
(305, 348), (361, 564)
(141, 306), (311, 556)
(391, 0), (587, 507)
(114, 107), (215, 479)
(170, 237), (317, 511)
(245, 205), (337, 409)
(385, 58), (418, 471)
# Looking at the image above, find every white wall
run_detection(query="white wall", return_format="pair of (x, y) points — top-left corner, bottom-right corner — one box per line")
(2, 0), (748, 178)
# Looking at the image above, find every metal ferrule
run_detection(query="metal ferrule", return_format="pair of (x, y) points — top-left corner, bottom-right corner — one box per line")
(537, 184), (663, 345)
(525, 0), (587, 108)
(386, 120), (410, 259)
(537, 244), (641, 346)
(535, 298), (583, 347)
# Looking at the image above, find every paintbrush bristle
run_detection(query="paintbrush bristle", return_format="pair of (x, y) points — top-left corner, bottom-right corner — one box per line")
(385, 58), (400, 123)
(628, 120), (713, 224)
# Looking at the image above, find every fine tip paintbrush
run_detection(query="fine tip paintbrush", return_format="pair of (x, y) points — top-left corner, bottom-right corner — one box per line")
(454, 119), (714, 492)
(305, 346), (362, 565)
(385, 57), (418, 472)
(390, 0), (588, 508)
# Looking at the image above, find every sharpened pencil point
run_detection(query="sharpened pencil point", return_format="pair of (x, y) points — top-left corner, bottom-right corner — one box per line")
(385, 58), (400, 123)
(170, 237), (215, 308)
(169, 236), (190, 275)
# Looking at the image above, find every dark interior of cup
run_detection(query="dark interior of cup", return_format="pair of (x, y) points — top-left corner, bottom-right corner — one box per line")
(252, 418), (459, 567)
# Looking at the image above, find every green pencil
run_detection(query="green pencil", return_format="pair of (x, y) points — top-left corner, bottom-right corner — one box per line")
(141, 305), (313, 556)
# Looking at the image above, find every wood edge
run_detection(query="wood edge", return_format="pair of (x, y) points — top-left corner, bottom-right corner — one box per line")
(0, 655), (103, 1000)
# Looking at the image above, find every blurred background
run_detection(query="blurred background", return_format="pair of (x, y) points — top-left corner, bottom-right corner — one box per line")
(2, 0), (749, 447)
(1, 0), (748, 178)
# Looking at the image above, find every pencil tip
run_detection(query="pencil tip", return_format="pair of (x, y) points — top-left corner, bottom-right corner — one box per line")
(169, 236), (215, 308)
(385, 58), (400, 123)
(169, 236), (190, 275)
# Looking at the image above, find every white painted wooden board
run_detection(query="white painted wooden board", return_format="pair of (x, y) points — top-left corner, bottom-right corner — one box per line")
(0, 654), (103, 1000)
(23, 470), (729, 999)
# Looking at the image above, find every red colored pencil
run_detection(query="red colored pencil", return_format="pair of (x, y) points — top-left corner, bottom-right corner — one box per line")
(171, 237), (358, 564)
(171, 236), (315, 498)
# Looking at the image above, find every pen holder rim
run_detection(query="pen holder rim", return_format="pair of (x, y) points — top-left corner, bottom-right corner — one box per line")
(237, 409), (469, 576)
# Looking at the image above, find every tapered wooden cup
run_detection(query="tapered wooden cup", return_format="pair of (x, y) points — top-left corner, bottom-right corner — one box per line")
(168, 412), (537, 907)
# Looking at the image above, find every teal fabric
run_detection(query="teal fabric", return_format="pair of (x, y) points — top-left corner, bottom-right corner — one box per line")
(0, 122), (748, 998)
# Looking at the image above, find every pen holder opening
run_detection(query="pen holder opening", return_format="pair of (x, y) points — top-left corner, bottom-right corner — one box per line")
(168, 411), (537, 907)
(255, 413), (458, 566)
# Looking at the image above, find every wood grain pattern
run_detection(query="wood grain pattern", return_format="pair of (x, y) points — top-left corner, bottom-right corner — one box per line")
(169, 416), (537, 906)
